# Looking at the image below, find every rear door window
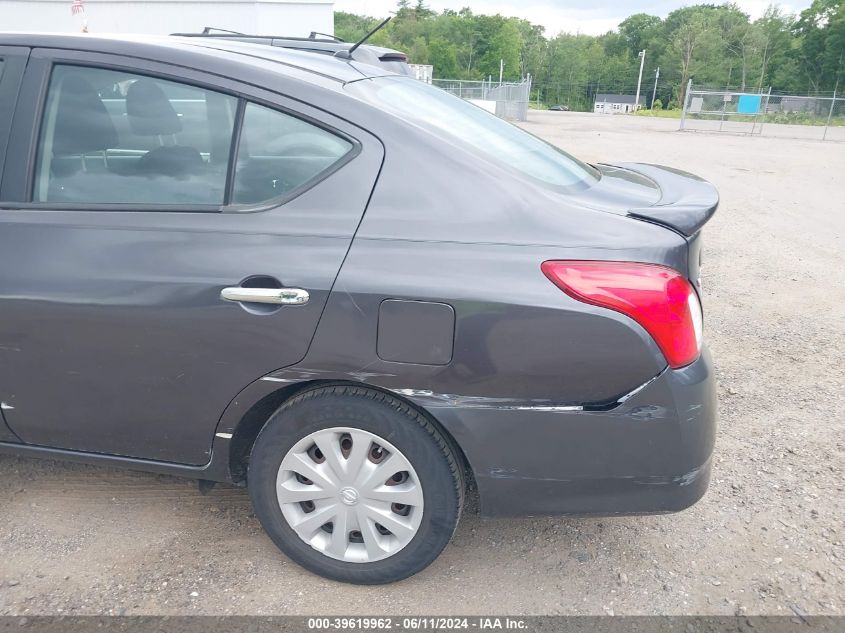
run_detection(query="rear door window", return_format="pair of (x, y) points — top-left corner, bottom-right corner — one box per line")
(33, 65), (237, 205)
(231, 102), (353, 205)
(31, 63), (356, 209)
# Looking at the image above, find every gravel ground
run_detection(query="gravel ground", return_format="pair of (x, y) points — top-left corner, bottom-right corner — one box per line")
(0, 112), (843, 616)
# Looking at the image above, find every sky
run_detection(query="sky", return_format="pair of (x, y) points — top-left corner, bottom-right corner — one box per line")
(333, 1), (814, 36)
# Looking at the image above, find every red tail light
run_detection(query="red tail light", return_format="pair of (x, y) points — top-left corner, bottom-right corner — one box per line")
(541, 261), (702, 368)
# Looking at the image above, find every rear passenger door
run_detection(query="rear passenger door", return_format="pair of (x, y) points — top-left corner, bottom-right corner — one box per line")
(0, 46), (30, 442)
(0, 49), (383, 464)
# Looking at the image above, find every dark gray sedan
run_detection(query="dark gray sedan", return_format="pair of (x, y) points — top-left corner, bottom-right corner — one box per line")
(0, 34), (717, 584)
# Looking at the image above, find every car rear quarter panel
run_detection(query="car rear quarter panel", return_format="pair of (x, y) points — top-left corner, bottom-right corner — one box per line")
(263, 236), (715, 516)
(271, 110), (712, 514)
(278, 126), (692, 409)
(298, 238), (668, 404)
(334, 114), (692, 405)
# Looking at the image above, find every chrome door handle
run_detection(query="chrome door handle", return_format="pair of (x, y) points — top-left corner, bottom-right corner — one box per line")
(220, 287), (309, 305)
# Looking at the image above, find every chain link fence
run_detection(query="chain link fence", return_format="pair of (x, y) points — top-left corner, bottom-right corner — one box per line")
(431, 78), (495, 100)
(432, 78), (532, 122)
(680, 81), (844, 141)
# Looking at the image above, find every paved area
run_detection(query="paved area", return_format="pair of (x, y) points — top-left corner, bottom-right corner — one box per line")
(1, 111), (843, 616)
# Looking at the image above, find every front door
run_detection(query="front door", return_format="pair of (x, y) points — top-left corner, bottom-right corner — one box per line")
(0, 50), (382, 464)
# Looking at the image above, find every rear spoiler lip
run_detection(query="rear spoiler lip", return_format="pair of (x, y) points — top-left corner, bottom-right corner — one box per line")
(616, 162), (719, 237)
(627, 202), (719, 237)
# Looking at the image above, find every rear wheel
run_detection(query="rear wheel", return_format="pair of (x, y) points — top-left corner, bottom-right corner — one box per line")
(248, 385), (464, 584)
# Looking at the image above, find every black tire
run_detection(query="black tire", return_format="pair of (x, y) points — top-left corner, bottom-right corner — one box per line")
(248, 385), (464, 584)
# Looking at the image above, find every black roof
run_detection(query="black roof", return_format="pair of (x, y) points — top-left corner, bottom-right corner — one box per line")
(0, 33), (392, 83)
(595, 94), (638, 104)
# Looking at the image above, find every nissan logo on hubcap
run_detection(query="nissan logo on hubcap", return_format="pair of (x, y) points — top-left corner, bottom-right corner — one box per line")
(339, 487), (359, 506)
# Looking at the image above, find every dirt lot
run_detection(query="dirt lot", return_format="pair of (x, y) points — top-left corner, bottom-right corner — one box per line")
(0, 112), (843, 616)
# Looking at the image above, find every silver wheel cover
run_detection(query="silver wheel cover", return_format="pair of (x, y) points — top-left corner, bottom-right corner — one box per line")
(276, 427), (424, 563)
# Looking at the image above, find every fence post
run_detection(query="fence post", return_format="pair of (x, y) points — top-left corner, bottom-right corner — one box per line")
(750, 88), (759, 135)
(756, 86), (772, 136)
(680, 79), (693, 130)
(823, 89), (837, 141)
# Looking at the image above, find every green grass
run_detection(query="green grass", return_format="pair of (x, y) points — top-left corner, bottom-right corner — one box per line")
(633, 108), (684, 118)
(633, 108), (845, 127)
(762, 111), (845, 126)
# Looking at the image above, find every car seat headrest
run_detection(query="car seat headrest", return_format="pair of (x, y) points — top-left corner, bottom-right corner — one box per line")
(52, 74), (119, 156)
(126, 79), (182, 137)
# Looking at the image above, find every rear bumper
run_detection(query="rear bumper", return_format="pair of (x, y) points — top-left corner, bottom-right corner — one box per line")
(426, 347), (717, 517)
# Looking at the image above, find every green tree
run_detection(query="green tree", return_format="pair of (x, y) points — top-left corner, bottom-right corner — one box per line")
(619, 13), (662, 57)
(478, 17), (523, 80)
(717, 4), (761, 90)
(428, 37), (459, 77)
(334, 11), (380, 43)
(794, 0), (845, 91)
(663, 6), (724, 103)
(333, 1), (824, 109)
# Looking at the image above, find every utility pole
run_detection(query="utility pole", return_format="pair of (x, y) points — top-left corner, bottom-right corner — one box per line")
(499, 59), (504, 86)
(651, 66), (660, 109)
(634, 50), (646, 110)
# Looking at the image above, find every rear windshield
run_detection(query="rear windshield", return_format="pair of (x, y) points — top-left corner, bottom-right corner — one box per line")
(346, 76), (598, 191)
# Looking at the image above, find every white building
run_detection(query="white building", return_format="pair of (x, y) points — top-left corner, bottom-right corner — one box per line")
(409, 64), (433, 84)
(594, 93), (640, 114)
(4, 0), (334, 38)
